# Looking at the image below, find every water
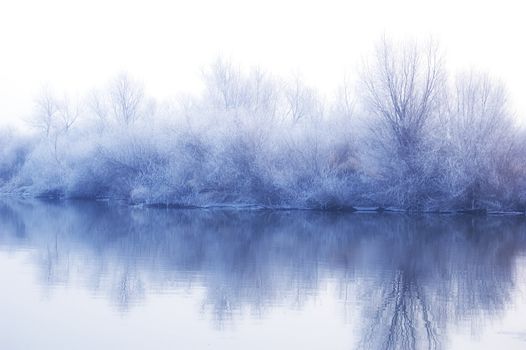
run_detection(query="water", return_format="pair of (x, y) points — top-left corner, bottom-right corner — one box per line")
(1, 200), (526, 350)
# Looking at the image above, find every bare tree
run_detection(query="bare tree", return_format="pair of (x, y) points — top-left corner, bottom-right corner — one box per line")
(285, 75), (323, 123)
(359, 38), (447, 208)
(362, 38), (445, 159)
(109, 74), (146, 126)
(246, 67), (280, 117)
(334, 74), (355, 120)
(57, 96), (79, 133)
(445, 72), (514, 208)
(30, 89), (81, 170)
(202, 58), (248, 111)
(449, 72), (510, 144)
(88, 90), (109, 132)
(33, 89), (80, 135)
(201, 59), (284, 123)
(34, 89), (59, 137)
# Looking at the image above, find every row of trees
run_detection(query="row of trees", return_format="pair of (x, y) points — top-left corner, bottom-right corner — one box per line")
(0, 39), (523, 211)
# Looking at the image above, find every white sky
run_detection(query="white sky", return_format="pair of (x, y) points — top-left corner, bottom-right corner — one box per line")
(0, 0), (525, 128)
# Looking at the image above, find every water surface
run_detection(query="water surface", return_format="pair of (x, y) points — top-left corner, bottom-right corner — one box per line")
(1, 200), (526, 349)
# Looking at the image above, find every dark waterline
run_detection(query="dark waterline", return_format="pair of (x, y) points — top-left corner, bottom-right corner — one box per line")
(1, 199), (526, 349)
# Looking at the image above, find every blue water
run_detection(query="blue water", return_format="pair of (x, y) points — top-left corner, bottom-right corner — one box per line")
(1, 200), (526, 349)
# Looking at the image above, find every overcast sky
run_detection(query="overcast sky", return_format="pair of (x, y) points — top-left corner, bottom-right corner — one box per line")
(1, 0), (525, 128)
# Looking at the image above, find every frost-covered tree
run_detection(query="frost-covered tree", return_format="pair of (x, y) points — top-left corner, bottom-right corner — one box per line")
(110, 74), (146, 125)
(88, 74), (154, 129)
(202, 58), (248, 111)
(444, 72), (516, 209)
(362, 38), (445, 158)
(361, 38), (446, 207)
(284, 75), (323, 123)
(201, 58), (283, 121)
(33, 89), (59, 137)
(0, 129), (33, 187)
(33, 89), (80, 136)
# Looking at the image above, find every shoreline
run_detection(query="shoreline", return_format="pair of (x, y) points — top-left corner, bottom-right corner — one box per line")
(2, 194), (525, 216)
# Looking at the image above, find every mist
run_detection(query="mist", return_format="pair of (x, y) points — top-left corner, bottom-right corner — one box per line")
(1, 39), (524, 211)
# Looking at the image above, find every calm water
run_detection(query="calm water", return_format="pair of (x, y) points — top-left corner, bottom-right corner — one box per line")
(1, 200), (526, 349)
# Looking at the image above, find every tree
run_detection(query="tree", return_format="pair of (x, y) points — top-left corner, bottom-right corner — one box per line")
(284, 75), (323, 123)
(361, 38), (445, 160)
(202, 58), (248, 111)
(445, 72), (515, 208)
(87, 74), (154, 130)
(333, 74), (355, 120)
(57, 96), (79, 133)
(360, 38), (446, 207)
(109, 74), (148, 126)
(33, 89), (59, 137)
(201, 58), (281, 120)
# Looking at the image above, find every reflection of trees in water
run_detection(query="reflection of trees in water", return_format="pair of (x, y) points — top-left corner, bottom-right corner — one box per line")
(356, 230), (443, 350)
(1, 200), (526, 348)
(354, 217), (523, 350)
(359, 269), (438, 350)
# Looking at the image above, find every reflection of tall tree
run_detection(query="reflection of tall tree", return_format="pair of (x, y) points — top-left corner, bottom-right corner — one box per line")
(1, 200), (526, 348)
(359, 270), (439, 350)
(355, 216), (526, 350)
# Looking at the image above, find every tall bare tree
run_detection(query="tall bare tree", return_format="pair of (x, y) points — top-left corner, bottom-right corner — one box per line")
(360, 38), (447, 207)
(362, 38), (445, 159)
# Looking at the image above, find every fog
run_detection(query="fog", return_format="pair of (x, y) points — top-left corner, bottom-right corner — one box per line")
(1, 0), (525, 128)
(1, 39), (525, 211)
(1, 1), (526, 210)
